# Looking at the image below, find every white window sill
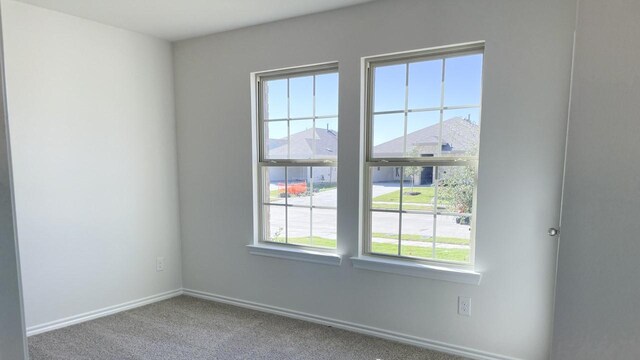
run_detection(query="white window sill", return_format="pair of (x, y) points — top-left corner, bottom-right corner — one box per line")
(247, 244), (342, 266)
(350, 256), (481, 285)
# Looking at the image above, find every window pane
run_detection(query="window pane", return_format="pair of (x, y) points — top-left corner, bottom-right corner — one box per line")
(287, 167), (310, 207)
(290, 75), (313, 118)
(400, 213), (435, 259)
(436, 165), (475, 214)
(408, 59), (442, 110)
(263, 167), (286, 203)
(264, 121), (288, 159)
(370, 167), (402, 210)
(264, 79), (288, 120)
(365, 49), (481, 264)
(435, 214), (471, 263)
(314, 118), (338, 159)
(373, 63), (406, 112)
(258, 67), (338, 251)
(444, 54), (483, 106)
(406, 111), (441, 157)
(287, 207), (311, 246)
(372, 112), (442, 158)
(400, 166), (436, 211)
(369, 166), (438, 211)
(371, 211), (399, 256)
(289, 119), (314, 159)
(315, 73), (339, 117)
(441, 108), (480, 157)
(316, 117), (338, 132)
(264, 205), (286, 243)
(312, 208), (337, 248)
(311, 167), (337, 208)
(372, 113), (404, 157)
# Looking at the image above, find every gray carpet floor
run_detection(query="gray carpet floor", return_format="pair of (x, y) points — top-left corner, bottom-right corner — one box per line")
(28, 295), (466, 360)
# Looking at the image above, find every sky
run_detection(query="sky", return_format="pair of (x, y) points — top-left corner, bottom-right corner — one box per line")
(263, 53), (483, 156)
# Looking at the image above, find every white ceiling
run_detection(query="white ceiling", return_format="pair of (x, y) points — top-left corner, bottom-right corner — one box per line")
(15, 0), (375, 41)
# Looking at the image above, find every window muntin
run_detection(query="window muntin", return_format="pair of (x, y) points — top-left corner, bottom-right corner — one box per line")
(262, 69), (338, 161)
(369, 52), (482, 159)
(364, 45), (483, 265)
(257, 64), (338, 250)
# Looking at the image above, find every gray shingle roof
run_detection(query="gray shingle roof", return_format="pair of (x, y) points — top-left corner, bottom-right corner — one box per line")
(373, 117), (479, 156)
(267, 117), (479, 159)
(268, 127), (338, 159)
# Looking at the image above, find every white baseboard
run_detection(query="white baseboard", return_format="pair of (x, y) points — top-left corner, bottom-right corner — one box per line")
(183, 288), (518, 360)
(26, 289), (183, 336)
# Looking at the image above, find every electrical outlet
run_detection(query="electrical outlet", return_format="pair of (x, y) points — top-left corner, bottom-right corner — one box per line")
(458, 296), (471, 316)
(156, 257), (165, 272)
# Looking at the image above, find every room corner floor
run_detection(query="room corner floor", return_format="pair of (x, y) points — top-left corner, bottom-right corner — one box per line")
(28, 295), (466, 360)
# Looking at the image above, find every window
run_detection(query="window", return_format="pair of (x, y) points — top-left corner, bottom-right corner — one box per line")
(256, 63), (339, 250)
(363, 43), (483, 266)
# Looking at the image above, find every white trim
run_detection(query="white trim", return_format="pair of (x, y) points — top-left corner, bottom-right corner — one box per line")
(360, 43), (484, 267)
(247, 244), (342, 266)
(251, 63), (340, 251)
(183, 288), (516, 360)
(26, 289), (183, 336)
(351, 256), (482, 285)
(362, 41), (485, 66)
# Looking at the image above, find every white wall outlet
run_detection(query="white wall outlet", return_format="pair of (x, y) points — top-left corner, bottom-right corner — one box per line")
(458, 296), (471, 316)
(156, 257), (165, 272)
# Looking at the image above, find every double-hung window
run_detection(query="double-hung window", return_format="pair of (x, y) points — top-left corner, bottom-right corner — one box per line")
(256, 63), (339, 250)
(363, 43), (484, 266)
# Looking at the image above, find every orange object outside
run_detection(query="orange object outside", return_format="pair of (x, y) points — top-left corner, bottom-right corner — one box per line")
(277, 182), (307, 195)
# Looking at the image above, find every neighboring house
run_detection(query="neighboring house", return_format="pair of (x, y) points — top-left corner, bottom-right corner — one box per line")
(266, 117), (478, 186)
(266, 127), (338, 185)
(371, 117), (480, 185)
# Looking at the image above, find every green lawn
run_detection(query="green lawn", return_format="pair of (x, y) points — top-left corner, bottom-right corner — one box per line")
(287, 236), (337, 248)
(269, 189), (281, 201)
(371, 203), (434, 211)
(371, 186), (455, 211)
(373, 186), (436, 204)
(371, 232), (470, 245)
(371, 242), (469, 262)
(276, 236), (469, 262)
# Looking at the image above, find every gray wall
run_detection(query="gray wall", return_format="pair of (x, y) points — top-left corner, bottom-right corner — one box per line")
(0, 5), (26, 358)
(1, 1), (182, 329)
(552, 0), (640, 358)
(174, 0), (576, 358)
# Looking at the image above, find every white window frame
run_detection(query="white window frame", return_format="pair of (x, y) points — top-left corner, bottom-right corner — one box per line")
(251, 62), (339, 255)
(360, 42), (484, 269)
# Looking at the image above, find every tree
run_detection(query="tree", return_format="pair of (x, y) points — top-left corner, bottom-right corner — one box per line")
(438, 166), (475, 216)
(404, 146), (423, 193)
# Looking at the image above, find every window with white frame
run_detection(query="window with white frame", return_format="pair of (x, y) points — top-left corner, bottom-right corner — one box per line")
(363, 44), (483, 265)
(256, 64), (339, 249)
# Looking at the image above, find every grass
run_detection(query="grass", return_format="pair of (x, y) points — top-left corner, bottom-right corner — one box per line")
(270, 236), (469, 262)
(371, 203), (435, 211)
(286, 236), (337, 248)
(371, 232), (470, 245)
(371, 186), (454, 211)
(373, 186), (436, 204)
(269, 189), (281, 201)
(372, 242), (469, 262)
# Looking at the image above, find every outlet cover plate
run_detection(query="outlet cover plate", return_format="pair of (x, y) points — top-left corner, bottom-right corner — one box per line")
(458, 296), (471, 316)
(156, 257), (165, 272)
